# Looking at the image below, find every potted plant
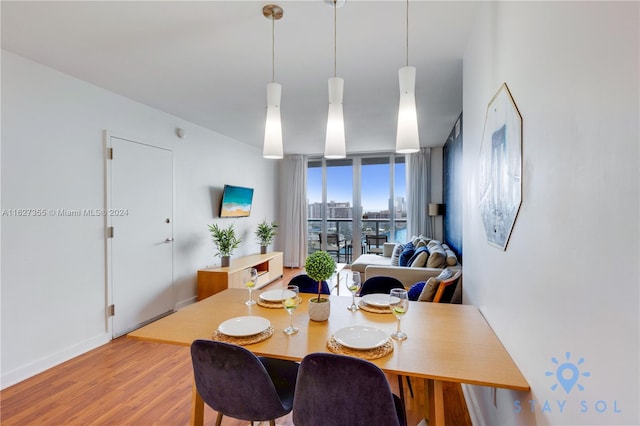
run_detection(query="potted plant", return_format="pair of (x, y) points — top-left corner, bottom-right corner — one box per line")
(255, 220), (278, 254)
(208, 223), (241, 267)
(304, 250), (336, 321)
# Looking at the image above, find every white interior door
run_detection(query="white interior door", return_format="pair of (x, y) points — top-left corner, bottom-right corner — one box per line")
(108, 136), (174, 338)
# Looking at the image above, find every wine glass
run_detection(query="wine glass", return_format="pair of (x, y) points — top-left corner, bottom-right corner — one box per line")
(282, 285), (299, 335)
(346, 271), (361, 312)
(244, 268), (258, 306)
(389, 288), (409, 340)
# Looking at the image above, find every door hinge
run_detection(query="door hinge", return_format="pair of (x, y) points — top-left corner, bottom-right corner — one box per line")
(108, 304), (115, 317)
(107, 226), (114, 238)
(107, 147), (113, 159)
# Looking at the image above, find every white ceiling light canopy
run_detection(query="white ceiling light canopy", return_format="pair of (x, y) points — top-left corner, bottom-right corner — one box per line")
(396, 0), (420, 154)
(324, 0), (346, 159)
(263, 4), (284, 159)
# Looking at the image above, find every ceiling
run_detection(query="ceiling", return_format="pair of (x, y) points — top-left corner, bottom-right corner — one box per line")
(1, 1), (480, 156)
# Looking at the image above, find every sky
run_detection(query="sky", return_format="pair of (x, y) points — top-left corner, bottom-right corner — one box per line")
(307, 162), (406, 212)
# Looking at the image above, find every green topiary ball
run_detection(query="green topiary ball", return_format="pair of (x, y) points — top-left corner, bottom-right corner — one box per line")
(305, 251), (336, 282)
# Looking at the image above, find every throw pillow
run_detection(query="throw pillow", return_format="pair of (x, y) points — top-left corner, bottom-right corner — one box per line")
(426, 243), (447, 268)
(383, 242), (395, 257)
(410, 251), (429, 268)
(398, 242), (415, 267)
(408, 246), (429, 267)
(426, 240), (441, 250)
(444, 248), (458, 266)
(418, 277), (440, 302)
(391, 243), (404, 266)
(437, 268), (455, 280)
(407, 281), (426, 301)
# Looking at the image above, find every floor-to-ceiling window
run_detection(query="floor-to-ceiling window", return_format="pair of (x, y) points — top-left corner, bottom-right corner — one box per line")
(393, 157), (408, 242)
(307, 154), (406, 263)
(307, 159), (353, 262)
(307, 159), (323, 254)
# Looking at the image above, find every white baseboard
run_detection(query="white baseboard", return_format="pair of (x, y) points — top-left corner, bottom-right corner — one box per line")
(175, 296), (197, 311)
(462, 383), (484, 426)
(1, 333), (110, 390)
(2, 297), (197, 390)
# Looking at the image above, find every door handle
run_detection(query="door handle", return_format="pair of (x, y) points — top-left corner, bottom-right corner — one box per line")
(164, 238), (174, 243)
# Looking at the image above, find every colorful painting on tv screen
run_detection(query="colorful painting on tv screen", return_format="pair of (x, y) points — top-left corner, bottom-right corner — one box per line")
(220, 185), (254, 218)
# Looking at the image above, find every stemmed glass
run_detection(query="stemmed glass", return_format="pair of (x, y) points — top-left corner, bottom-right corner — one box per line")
(389, 288), (409, 340)
(346, 271), (361, 312)
(282, 285), (300, 335)
(244, 268), (258, 306)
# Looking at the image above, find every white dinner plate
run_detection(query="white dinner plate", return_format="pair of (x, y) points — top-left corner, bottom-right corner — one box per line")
(217, 316), (270, 337)
(259, 289), (296, 302)
(334, 326), (388, 350)
(361, 293), (399, 307)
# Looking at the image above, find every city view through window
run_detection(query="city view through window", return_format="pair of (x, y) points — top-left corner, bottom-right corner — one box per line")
(307, 156), (407, 261)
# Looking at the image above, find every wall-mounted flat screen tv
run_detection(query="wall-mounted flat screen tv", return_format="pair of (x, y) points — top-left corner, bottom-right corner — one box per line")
(220, 185), (254, 218)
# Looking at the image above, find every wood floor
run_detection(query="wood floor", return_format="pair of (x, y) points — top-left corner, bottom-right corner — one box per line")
(1, 268), (472, 426)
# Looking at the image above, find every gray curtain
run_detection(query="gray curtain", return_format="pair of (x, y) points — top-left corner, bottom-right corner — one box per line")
(407, 147), (432, 238)
(282, 155), (307, 267)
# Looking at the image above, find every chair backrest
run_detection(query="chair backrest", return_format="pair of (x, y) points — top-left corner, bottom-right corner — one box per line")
(432, 270), (462, 303)
(359, 275), (405, 296)
(360, 275), (404, 296)
(326, 233), (342, 247)
(366, 234), (387, 249)
(293, 353), (405, 426)
(190, 339), (289, 421)
(289, 274), (330, 295)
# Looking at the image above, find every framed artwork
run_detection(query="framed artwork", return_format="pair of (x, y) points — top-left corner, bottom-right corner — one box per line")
(478, 83), (522, 250)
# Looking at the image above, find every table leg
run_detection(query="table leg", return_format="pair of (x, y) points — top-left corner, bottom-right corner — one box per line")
(433, 379), (445, 426)
(423, 378), (431, 424)
(422, 379), (445, 426)
(190, 379), (204, 426)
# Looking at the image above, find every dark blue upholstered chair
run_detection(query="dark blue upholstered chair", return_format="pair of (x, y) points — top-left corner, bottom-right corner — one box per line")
(190, 339), (299, 426)
(358, 275), (405, 296)
(293, 353), (407, 426)
(289, 274), (330, 295)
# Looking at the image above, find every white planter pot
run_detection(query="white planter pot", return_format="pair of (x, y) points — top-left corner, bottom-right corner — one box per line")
(308, 298), (330, 322)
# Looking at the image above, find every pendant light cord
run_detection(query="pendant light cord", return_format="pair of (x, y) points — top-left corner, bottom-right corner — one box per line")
(333, 0), (337, 78)
(406, 0), (409, 67)
(272, 15), (275, 83)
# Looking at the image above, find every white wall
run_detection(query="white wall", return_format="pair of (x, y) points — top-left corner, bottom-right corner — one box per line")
(1, 51), (279, 387)
(462, 2), (638, 425)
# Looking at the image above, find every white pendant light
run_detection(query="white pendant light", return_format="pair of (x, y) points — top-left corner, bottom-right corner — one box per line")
(324, 0), (346, 159)
(263, 5), (284, 159)
(264, 82), (283, 158)
(396, 0), (420, 154)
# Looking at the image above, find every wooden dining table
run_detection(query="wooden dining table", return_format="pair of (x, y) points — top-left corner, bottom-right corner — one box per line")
(128, 288), (529, 426)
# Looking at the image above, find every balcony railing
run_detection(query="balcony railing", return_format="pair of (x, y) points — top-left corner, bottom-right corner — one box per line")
(307, 218), (407, 262)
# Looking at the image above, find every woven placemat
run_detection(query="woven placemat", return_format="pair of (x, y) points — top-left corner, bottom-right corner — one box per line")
(257, 299), (283, 309)
(358, 300), (392, 314)
(326, 336), (394, 360)
(256, 296), (303, 309)
(212, 327), (274, 346)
